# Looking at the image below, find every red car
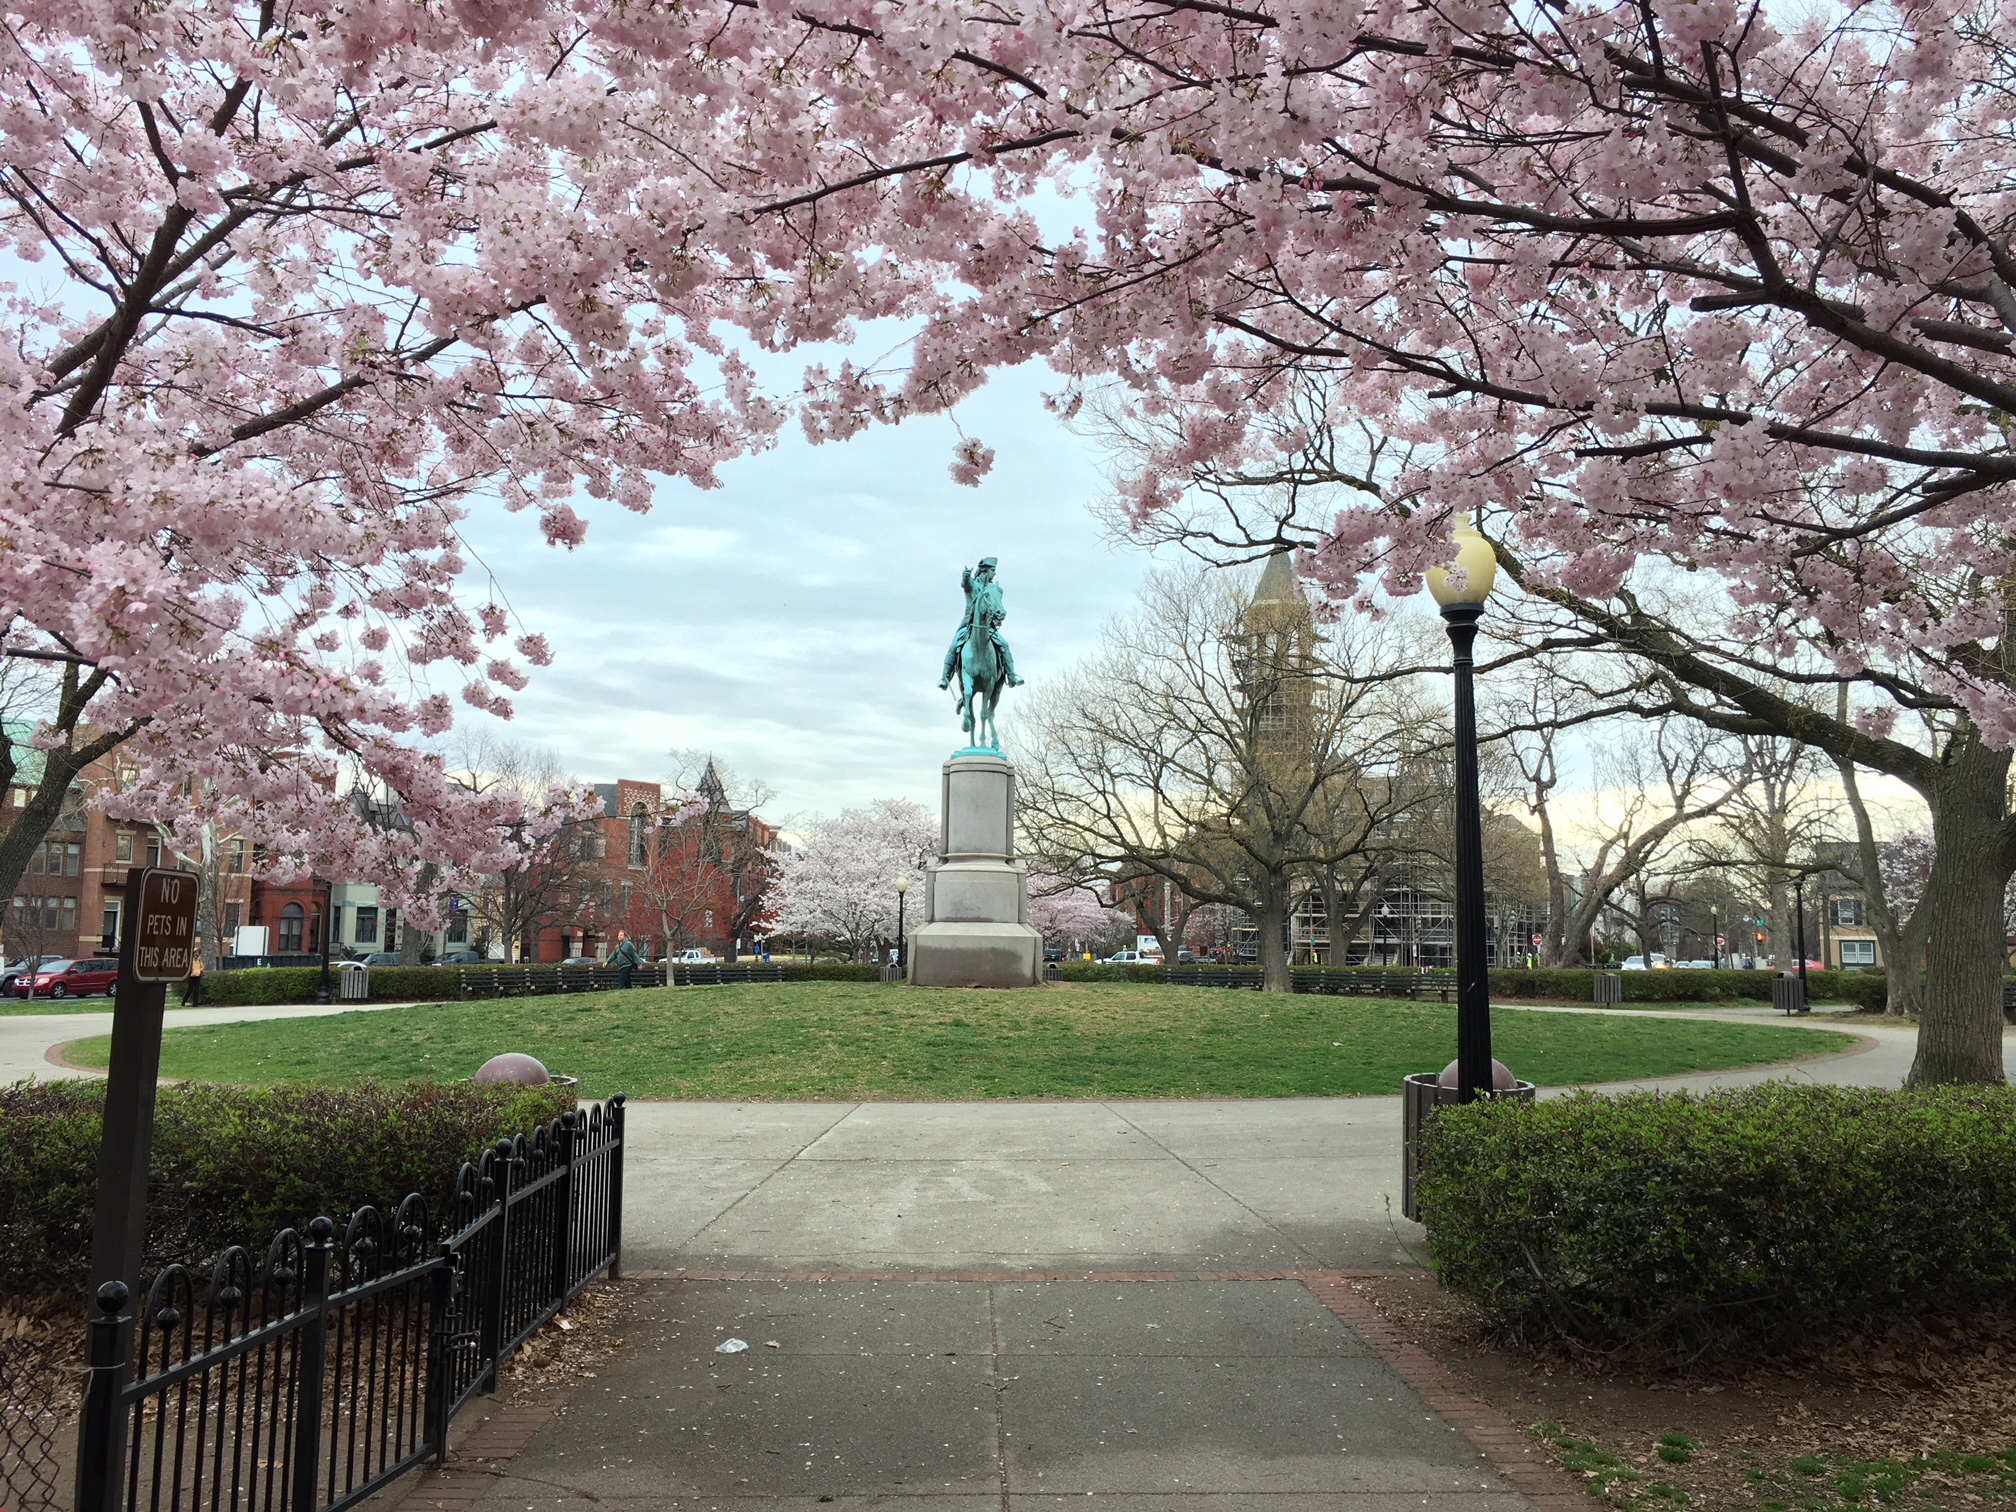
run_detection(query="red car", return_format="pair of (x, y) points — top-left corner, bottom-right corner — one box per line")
(12, 957), (121, 999)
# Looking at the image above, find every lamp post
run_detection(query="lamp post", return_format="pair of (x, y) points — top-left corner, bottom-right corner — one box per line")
(1427, 525), (1499, 1103)
(1792, 874), (1810, 1008)
(895, 876), (911, 974)
(314, 877), (333, 1005)
(1711, 908), (1721, 969)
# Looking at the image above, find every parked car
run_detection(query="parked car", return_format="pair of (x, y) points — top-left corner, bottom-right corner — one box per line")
(1675, 959), (1718, 969)
(436, 950), (486, 966)
(674, 948), (717, 964)
(11, 957), (121, 999)
(1619, 954), (1672, 971)
(1176, 948), (1197, 965)
(559, 955), (600, 967)
(0, 955), (64, 995)
(1102, 949), (1162, 965)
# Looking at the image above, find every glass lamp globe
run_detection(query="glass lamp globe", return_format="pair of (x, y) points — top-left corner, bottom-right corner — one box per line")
(1426, 525), (1499, 608)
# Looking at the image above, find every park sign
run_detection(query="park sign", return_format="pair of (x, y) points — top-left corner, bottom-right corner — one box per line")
(122, 866), (199, 982)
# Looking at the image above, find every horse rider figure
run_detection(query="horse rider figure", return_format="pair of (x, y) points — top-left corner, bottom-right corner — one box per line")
(939, 557), (1025, 697)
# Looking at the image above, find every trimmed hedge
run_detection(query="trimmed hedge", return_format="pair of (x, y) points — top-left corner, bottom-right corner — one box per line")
(199, 965), (466, 1005)
(0, 1078), (572, 1301)
(787, 963), (883, 982)
(1056, 963), (1169, 983)
(1416, 1084), (2016, 1354)
(1488, 966), (1888, 1009)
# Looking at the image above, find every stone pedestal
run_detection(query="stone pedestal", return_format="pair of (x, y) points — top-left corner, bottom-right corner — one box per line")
(907, 752), (1043, 989)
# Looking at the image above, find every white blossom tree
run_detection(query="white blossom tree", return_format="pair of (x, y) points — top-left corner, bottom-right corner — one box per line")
(1025, 873), (1135, 956)
(770, 800), (937, 963)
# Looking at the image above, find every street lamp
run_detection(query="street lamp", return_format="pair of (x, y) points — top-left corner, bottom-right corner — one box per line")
(1792, 874), (1811, 1009)
(895, 876), (911, 975)
(1427, 525), (1500, 1104)
(314, 876), (333, 1005)
(1711, 907), (1721, 970)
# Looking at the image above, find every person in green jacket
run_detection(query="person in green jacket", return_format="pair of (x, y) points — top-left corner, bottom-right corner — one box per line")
(609, 932), (642, 989)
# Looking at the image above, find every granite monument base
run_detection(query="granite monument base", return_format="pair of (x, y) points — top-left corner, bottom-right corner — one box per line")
(907, 750), (1043, 989)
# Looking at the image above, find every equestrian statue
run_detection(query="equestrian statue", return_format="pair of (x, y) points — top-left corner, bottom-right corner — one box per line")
(938, 556), (1024, 751)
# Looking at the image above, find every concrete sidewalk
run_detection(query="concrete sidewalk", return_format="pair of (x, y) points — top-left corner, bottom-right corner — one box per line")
(397, 1277), (1555, 1512)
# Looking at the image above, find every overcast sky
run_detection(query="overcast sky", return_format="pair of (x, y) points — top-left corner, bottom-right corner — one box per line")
(450, 363), (1157, 822)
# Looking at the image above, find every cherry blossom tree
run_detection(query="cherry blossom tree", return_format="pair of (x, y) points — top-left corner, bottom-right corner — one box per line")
(11, 0), (2016, 1069)
(1025, 872), (1133, 954)
(770, 800), (937, 961)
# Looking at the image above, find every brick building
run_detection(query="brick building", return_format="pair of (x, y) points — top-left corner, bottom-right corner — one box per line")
(2, 726), (253, 963)
(525, 767), (780, 962)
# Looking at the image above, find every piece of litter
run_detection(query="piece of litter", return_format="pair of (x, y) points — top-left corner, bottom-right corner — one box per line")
(765, 1340), (781, 1348)
(556, 1317), (574, 1332)
(716, 1338), (750, 1354)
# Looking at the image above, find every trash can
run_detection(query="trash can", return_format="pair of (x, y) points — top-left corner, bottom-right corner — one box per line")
(1400, 1069), (1536, 1222)
(1772, 975), (1807, 1015)
(1593, 972), (1622, 1005)
(339, 968), (368, 1001)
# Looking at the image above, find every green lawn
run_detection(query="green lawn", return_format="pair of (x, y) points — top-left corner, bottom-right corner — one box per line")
(60, 982), (1856, 1100)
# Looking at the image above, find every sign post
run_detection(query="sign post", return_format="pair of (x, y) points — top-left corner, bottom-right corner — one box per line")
(88, 866), (199, 1297)
(80, 867), (197, 1507)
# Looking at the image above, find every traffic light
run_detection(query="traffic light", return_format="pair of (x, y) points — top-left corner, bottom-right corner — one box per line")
(1754, 931), (1766, 943)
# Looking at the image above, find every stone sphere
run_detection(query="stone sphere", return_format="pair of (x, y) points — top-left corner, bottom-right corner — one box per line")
(1437, 1058), (1518, 1091)
(473, 1053), (551, 1086)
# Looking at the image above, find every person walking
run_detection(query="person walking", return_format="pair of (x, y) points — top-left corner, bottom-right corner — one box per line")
(609, 931), (642, 990)
(181, 946), (205, 1007)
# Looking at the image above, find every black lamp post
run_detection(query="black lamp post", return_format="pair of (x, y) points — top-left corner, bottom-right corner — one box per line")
(314, 877), (333, 1004)
(1711, 908), (1721, 969)
(1427, 526), (1500, 1103)
(895, 875), (911, 974)
(1792, 874), (1810, 1010)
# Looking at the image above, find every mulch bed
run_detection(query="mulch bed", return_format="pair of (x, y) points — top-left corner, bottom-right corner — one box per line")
(1350, 1271), (2016, 1510)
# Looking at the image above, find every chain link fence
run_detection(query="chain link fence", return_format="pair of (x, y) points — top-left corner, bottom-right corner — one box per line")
(1, 1323), (70, 1512)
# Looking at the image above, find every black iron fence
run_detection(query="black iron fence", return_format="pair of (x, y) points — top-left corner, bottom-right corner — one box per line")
(74, 1094), (625, 1512)
(0, 1330), (66, 1512)
(457, 962), (786, 998)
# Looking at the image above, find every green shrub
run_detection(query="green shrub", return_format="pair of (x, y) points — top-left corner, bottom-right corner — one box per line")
(781, 963), (882, 982)
(1057, 962), (1167, 983)
(1484, 966), (1886, 1008)
(0, 1079), (572, 1301)
(200, 965), (464, 1005)
(1416, 1084), (2016, 1354)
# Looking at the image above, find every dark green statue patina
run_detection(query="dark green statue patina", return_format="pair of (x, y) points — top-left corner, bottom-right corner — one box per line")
(938, 557), (1024, 751)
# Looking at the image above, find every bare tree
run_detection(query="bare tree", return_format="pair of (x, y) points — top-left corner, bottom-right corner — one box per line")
(1015, 563), (1440, 992)
(1500, 710), (1743, 967)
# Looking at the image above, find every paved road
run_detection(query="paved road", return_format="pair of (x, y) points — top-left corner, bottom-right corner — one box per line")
(0, 997), (432, 1083)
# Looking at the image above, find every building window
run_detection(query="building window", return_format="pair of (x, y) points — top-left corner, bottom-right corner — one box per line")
(224, 903), (241, 940)
(447, 898), (468, 944)
(64, 843), (79, 876)
(229, 839), (245, 875)
(102, 901), (120, 946)
(1830, 898), (1865, 927)
(630, 807), (649, 868)
(61, 897), (76, 935)
(279, 904), (305, 953)
(1840, 939), (1877, 967)
(355, 906), (379, 945)
(705, 909), (714, 930)
(145, 836), (162, 867)
(115, 831), (134, 862)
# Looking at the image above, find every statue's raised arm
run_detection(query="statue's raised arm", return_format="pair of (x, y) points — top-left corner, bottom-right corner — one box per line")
(937, 557), (1023, 751)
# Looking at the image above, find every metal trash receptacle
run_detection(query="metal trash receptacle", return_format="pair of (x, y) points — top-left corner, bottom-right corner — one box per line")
(1400, 1071), (1537, 1222)
(1593, 972), (1622, 1004)
(1772, 975), (1806, 1014)
(339, 968), (368, 1001)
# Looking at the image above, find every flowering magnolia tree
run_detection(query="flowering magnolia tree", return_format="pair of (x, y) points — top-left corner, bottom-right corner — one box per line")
(770, 800), (937, 960)
(9, 0), (2015, 1067)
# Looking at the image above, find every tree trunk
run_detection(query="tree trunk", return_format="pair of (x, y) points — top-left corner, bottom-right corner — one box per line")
(1255, 882), (1292, 993)
(1910, 738), (2012, 1085)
